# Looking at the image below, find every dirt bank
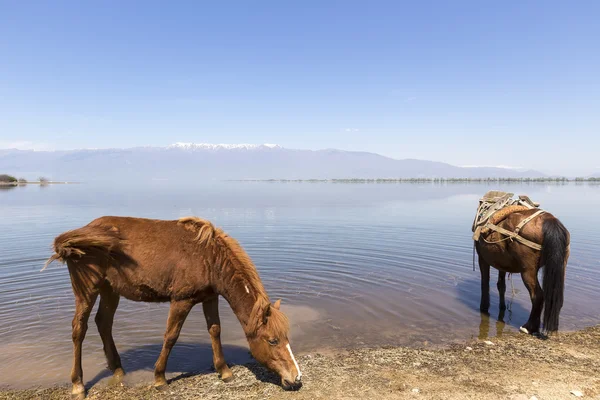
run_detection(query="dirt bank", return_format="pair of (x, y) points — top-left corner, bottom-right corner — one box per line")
(2, 325), (599, 400)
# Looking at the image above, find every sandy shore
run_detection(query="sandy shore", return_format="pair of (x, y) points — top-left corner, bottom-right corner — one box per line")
(2, 325), (598, 400)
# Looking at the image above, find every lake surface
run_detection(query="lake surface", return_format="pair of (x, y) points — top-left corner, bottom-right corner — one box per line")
(1, 182), (599, 388)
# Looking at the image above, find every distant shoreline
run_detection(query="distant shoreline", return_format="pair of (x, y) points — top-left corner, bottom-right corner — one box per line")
(2, 178), (600, 185)
(227, 177), (600, 183)
(0, 181), (78, 186)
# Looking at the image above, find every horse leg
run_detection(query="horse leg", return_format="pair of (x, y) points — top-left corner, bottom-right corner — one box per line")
(520, 268), (544, 334)
(68, 262), (102, 400)
(497, 271), (507, 311)
(95, 284), (124, 383)
(202, 297), (234, 382)
(70, 288), (99, 399)
(154, 300), (194, 388)
(479, 258), (490, 313)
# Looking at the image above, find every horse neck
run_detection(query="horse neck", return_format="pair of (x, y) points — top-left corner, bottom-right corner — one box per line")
(212, 241), (268, 333)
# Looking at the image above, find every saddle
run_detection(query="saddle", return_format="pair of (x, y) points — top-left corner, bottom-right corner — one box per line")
(472, 191), (544, 251)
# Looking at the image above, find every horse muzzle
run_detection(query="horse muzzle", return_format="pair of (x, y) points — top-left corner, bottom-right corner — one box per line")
(283, 377), (303, 391)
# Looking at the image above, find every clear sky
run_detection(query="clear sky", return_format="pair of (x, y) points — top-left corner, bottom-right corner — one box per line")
(1, 1), (599, 175)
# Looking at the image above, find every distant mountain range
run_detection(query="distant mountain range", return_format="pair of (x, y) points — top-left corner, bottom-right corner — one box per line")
(0, 143), (547, 181)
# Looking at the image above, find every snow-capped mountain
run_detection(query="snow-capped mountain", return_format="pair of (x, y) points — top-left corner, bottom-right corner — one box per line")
(167, 143), (282, 151)
(0, 144), (546, 181)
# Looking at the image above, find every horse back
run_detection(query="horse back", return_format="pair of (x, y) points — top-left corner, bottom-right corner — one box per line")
(86, 216), (214, 302)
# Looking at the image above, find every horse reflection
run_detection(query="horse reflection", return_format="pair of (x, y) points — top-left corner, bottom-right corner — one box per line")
(478, 308), (513, 340)
(478, 280), (516, 340)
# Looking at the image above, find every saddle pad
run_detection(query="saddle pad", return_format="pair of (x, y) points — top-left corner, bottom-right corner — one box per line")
(480, 205), (531, 236)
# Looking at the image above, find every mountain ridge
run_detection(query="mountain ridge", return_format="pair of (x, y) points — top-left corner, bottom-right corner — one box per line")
(0, 144), (547, 181)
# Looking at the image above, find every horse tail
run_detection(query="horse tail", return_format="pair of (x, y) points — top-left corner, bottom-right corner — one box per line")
(540, 217), (569, 333)
(43, 224), (124, 270)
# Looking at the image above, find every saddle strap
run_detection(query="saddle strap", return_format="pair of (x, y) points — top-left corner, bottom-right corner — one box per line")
(484, 223), (543, 251)
(515, 209), (546, 235)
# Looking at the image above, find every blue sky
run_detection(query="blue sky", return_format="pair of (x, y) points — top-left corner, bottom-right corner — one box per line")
(1, 1), (599, 175)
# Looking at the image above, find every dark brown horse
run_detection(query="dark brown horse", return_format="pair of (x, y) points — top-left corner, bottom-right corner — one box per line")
(45, 216), (302, 399)
(475, 208), (570, 335)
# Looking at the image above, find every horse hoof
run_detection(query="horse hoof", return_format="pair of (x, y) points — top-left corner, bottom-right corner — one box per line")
(109, 368), (125, 386)
(154, 384), (168, 392)
(71, 383), (85, 399)
(113, 368), (125, 379)
(154, 377), (169, 391)
(519, 326), (530, 334)
(221, 374), (234, 383)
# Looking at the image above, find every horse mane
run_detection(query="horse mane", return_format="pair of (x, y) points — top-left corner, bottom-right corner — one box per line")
(178, 217), (287, 336)
(178, 216), (222, 244)
(177, 217), (264, 292)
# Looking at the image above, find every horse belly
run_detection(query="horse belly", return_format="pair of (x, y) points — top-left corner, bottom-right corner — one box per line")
(103, 265), (172, 302)
(492, 262), (522, 274)
(104, 265), (212, 303)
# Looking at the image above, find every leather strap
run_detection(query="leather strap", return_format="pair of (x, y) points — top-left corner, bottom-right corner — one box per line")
(515, 209), (546, 235)
(484, 223), (543, 251)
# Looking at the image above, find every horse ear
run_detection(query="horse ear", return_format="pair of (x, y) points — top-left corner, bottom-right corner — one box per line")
(273, 299), (281, 310)
(262, 303), (271, 325)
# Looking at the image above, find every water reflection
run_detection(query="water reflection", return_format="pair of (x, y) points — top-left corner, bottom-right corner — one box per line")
(478, 308), (513, 339)
(3, 180), (600, 210)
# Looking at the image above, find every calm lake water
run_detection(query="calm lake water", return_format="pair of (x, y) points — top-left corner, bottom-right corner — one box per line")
(1, 182), (599, 388)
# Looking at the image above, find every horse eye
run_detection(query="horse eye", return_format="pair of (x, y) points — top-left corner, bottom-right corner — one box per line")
(268, 338), (279, 346)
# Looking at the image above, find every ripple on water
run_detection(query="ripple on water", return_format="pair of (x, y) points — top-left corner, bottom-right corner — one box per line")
(1, 183), (600, 388)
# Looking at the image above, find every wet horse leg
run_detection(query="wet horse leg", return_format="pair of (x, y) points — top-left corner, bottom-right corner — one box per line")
(95, 284), (124, 382)
(154, 300), (194, 388)
(497, 271), (507, 311)
(479, 258), (490, 313)
(203, 296), (234, 382)
(520, 268), (544, 334)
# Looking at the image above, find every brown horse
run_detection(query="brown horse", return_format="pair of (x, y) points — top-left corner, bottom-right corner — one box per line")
(45, 216), (302, 399)
(475, 208), (570, 335)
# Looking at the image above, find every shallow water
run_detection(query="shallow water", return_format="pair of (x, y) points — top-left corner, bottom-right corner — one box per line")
(1, 182), (599, 388)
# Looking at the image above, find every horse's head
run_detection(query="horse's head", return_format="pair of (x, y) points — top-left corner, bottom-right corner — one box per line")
(246, 299), (302, 391)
